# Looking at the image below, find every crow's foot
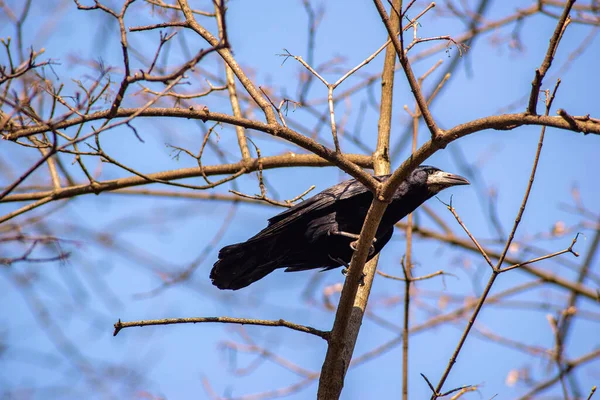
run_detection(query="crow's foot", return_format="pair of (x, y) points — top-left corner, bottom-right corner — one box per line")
(328, 228), (376, 255)
(350, 240), (375, 256)
(328, 255), (349, 270)
(328, 228), (361, 241)
(340, 267), (366, 286)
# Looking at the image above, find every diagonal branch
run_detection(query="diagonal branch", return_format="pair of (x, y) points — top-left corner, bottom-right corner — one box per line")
(373, 0), (442, 140)
(431, 80), (563, 399)
(177, 0), (277, 124)
(527, 0), (575, 115)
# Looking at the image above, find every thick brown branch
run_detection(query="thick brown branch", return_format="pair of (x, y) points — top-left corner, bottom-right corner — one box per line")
(4, 107), (377, 190)
(1, 153), (373, 203)
(317, 3), (401, 394)
(317, 198), (389, 399)
(6, 109), (600, 143)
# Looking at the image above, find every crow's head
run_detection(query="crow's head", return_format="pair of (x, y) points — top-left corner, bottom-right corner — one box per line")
(413, 166), (470, 195)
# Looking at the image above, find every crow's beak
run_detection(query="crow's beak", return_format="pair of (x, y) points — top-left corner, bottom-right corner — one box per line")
(440, 172), (470, 186)
(427, 171), (470, 187)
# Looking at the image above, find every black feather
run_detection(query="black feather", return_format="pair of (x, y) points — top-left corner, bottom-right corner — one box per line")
(210, 166), (468, 290)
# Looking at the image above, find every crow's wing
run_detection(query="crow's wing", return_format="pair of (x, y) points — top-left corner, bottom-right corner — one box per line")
(243, 177), (384, 241)
(270, 179), (364, 222)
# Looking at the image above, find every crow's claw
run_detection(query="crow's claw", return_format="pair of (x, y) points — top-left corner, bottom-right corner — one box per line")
(350, 240), (375, 256)
(341, 268), (366, 286)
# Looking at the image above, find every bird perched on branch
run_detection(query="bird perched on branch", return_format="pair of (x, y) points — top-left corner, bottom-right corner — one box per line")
(210, 166), (469, 290)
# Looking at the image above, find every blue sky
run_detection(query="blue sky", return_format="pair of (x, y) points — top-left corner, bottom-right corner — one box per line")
(1, 0), (599, 399)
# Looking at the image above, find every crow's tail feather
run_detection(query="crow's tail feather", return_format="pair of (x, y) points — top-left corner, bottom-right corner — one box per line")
(210, 239), (282, 290)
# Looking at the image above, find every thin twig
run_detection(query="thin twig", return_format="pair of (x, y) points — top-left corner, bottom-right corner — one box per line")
(377, 269), (449, 282)
(113, 316), (329, 339)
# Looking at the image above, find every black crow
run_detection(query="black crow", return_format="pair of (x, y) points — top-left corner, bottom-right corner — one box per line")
(210, 166), (469, 290)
